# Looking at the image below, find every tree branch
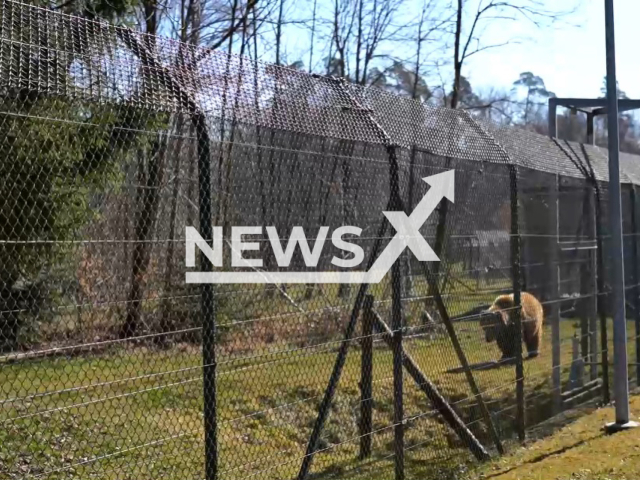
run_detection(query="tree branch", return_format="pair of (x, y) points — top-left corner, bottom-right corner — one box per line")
(195, 0), (258, 61)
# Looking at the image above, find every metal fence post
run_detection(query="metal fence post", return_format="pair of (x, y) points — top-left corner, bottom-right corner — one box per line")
(422, 260), (504, 455)
(632, 186), (640, 387)
(388, 144), (405, 480)
(588, 187), (599, 382)
(194, 112), (218, 480)
(111, 28), (222, 477)
(548, 98), (558, 139)
(510, 165), (525, 443)
(579, 187), (592, 382)
(367, 306), (491, 461)
(360, 295), (375, 459)
(550, 174), (562, 414)
(594, 180), (611, 404)
(604, 0), (636, 432)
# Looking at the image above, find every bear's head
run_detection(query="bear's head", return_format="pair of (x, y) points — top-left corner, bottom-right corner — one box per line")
(479, 308), (508, 343)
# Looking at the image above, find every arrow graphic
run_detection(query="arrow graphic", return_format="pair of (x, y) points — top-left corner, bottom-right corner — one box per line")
(364, 170), (455, 283)
(186, 170), (455, 284)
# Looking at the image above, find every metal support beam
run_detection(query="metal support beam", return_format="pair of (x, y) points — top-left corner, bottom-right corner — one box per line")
(421, 263), (504, 455)
(388, 144), (405, 480)
(587, 112), (595, 145)
(510, 165), (525, 443)
(587, 188), (599, 382)
(547, 95), (640, 144)
(548, 98), (557, 138)
(359, 296), (374, 460)
(592, 105), (640, 115)
(367, 305), (491, 461)
(630, 186), (640, 388)
(196, 113), (218, 480)
(603, 0), (637, 433)
(550, 175), (561, 414)
(553, 98), (640, 110)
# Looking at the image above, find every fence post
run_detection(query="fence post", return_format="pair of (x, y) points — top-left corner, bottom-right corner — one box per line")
(111, 29), (220, 477)
(580, 260), (589, 381)
(359, 295), (375, 460)
(388, 143), (405, 480)
(569, 333), (585, 390)
(298, 74), (396, 480)
(588, 187), (599, 382)
(367, 306), (491, 461)
(578, 187), (592, 383)
(194, 113), (218, 480)
(593, 181), (611, 405)
(603, 0), (636, 431)
(630, 186), (640, 387)
(421, 261), (504, 455)
(549, 175), (562, 415)
(510, 165), (525, 443)
(404, 146), (418, 297)
(297, 218), (388, 480)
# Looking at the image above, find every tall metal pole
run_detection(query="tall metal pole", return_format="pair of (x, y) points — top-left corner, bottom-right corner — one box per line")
(510, 165), (525, 443)
(603, 0), (637, 432)
(388, 144), (405, 480)
(195, 112), (219, 479)
(548, 98), (557, 138)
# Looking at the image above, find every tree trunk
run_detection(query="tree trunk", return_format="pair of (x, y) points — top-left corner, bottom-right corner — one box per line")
(450, 0), (463, 109)
(158, 0), (202, 343)
(120, 140), (165, 338)
(158, 119), (186, 341)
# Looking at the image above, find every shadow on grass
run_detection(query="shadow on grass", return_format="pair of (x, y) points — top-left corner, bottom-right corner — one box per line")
(446, 359), (514, 373)
(479, 434), (602, 479)
(446, 354), (542, 374)
(309, 448), (474, 480)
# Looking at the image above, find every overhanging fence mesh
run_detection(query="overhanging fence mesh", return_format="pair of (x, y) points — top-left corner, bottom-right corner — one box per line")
(1, 1), (640, 479)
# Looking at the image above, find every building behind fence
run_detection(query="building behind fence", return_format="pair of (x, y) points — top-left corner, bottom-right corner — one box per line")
(1, 1), (639, 479)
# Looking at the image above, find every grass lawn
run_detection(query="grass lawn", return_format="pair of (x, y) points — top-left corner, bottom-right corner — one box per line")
(471, 391), (640, 480)
(1, 276), (637, 480)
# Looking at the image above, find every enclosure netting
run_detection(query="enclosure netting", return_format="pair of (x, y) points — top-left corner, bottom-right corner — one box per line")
(1, 1), (640, 479)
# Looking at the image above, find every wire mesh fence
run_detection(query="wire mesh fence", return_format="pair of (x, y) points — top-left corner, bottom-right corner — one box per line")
(1, 1), (640, 479)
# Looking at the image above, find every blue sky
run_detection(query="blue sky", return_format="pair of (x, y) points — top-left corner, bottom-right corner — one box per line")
(273, 0), (639, 102)
(463, 0), (640, 99)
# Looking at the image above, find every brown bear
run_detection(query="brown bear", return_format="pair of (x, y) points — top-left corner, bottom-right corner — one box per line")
(479, 291), (544, 362)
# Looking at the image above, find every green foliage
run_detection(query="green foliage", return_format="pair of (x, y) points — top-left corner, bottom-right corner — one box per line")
(512, 71), (556, 100)
(510, 71), (555, 126)
(0, 94), (143, 288)
(369, 61), (431, 101)
(0, 89), (152, 349)
(600, 76), (628, 100)
(0, 318), (616, 479)
(51, 0), (134, 22)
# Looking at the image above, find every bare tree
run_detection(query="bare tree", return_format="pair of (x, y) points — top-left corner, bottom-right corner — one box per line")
(119, 0), (166, 339)
(448, 0), (578, 109)
(308, 0), (318, 72)
(275, 0), (285, 65)
(158, 0), (204, 340)
(120, 0), (256, 338)
(327, 0), (406, 85)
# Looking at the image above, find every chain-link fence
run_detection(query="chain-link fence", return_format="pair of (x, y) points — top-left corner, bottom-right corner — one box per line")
(1, 1), (639, 479)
